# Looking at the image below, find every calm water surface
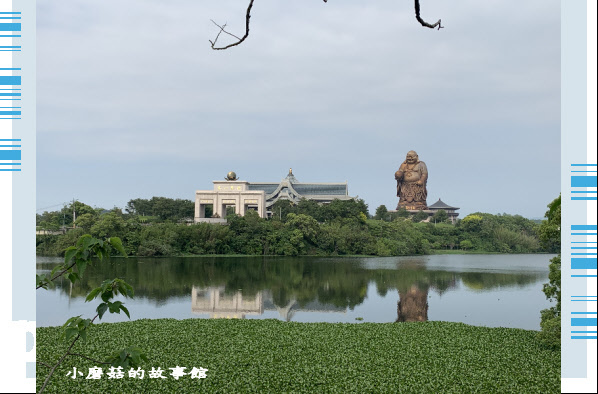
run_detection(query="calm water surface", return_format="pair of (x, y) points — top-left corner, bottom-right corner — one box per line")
(36, 254), (556, 330)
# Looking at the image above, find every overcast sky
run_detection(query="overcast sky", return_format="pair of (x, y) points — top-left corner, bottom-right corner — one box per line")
(36, 0), (560, 218)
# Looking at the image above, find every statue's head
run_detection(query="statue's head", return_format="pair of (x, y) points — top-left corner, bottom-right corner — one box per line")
(406, 151), (418, 164)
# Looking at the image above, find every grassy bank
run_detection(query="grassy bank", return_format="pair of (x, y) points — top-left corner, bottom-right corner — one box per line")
(37, 319), (560, 393)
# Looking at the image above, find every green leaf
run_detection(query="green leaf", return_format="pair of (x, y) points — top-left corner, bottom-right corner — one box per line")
(120, 305), (131, 319)
(75, 258), (87, 278)
(95, 248), (104, 261)
(108, 237), (127, 256)
(63, 247), (77, 265)
(50, 264), (65, 278)
(67, 272), (80, 283)
(62, 315), (82, 328)
(108, 301), (122, 314)
(36, 274), (47, 289)
(85, 287), (102, 302)
(131, 352), (140, 365)
(101, 290), (112, 303)
(64, 327), (79, 342)
(76, 234), (93, 250)
(97, 303), (108, 319)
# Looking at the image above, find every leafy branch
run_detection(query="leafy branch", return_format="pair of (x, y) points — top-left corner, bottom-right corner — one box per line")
(36, 235), (126, 290)
(209, 0), (442, 50)
(37, 236), (147, 394)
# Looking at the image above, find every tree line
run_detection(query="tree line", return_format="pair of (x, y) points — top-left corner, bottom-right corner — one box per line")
(36, 197), (551, 257)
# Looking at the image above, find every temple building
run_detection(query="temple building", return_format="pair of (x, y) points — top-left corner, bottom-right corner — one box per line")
(427, 198), (460, 224)
(249, 169), (352, 209)
(195, 169), (354, 223)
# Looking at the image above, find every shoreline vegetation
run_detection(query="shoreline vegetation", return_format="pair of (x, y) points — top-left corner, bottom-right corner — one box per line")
(36, 198), (555, 258)
(36, 319), (560, 393)
(36, 197), (562, 391)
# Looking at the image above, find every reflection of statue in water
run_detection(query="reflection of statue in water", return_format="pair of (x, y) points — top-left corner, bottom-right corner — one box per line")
(396, 285), (428, 322)
(395, 150), (428, 210)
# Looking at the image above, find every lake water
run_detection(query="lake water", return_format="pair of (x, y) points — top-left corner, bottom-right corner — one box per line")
(36, 254), (556, 330)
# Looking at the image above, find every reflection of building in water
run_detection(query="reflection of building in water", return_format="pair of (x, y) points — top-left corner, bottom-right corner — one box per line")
(262, 296), (346, 321)
(191, 287), (263, 319)
(191, 287), (346, 321)
(396, 285), (429, 322)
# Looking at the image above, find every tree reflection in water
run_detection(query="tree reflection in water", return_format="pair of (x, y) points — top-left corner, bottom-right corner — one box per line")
(37, 256), (545, 323)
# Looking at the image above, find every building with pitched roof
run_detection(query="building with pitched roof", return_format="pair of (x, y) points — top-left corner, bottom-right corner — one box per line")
(194, 169), (354, 222)
(249, 169), (352, 210)
(427, 199), (460, 223)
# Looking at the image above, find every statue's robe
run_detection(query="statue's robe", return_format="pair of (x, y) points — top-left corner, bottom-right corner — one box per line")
(396, 160), (428, 207)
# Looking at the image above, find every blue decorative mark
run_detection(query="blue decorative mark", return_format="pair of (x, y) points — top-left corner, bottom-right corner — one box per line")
(571, 225), (598, 230)
(571, 176), (598, 187)
(0, 150), (21, 160)
(571, 318), (598, 326)
(0, 23), (20, 31)
(0, 76), (21, 85)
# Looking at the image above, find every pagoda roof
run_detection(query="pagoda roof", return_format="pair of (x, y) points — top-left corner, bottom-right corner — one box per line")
(428, 199), (460, 210)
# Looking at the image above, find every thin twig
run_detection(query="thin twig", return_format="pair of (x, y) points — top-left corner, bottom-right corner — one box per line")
(210, 0), (254, 50)
(39, 335), (81, 394)
(210, 20), (241, 41)
(38, 313), (100, 394)
(38, 361), (52, 369)
(414, 0), (443, 30)
(36, 261), (76, 289)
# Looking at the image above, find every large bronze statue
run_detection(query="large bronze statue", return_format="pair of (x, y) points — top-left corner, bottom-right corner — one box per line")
(395, 150), (428, 210)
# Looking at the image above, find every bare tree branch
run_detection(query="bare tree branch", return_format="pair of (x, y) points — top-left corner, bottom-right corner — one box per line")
(209, 0), (443, 50)
(414, 0), (443, 30)
(210, 0), (254, 50)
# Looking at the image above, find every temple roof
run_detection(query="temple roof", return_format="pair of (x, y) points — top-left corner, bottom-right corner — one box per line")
(248, 183), (348, 197)
(428, 199), (460, 210)
(285, 168), (299, 183)
(247, 170), (351, 208)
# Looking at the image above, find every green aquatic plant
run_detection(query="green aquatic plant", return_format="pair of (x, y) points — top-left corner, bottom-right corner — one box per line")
(36, 235), (146, 393)
(37, 319), (559, 393)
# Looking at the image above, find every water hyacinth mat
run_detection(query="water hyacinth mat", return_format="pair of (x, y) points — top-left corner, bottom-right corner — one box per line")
(37, 319), (560, 393)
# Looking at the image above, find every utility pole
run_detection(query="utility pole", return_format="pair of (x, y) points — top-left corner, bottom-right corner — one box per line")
(72, 198), (76, 228)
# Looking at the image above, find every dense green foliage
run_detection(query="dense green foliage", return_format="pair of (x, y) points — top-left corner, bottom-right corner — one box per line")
(538, 196), (561, 348)
(125, 197), (195, 221)
(37, 198), (195, 231)
(37, 319), (560, 393)
(37, 197), (546, 257)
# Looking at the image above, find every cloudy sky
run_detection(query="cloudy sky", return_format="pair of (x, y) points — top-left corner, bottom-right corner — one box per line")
(36, 0), (561, 218)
